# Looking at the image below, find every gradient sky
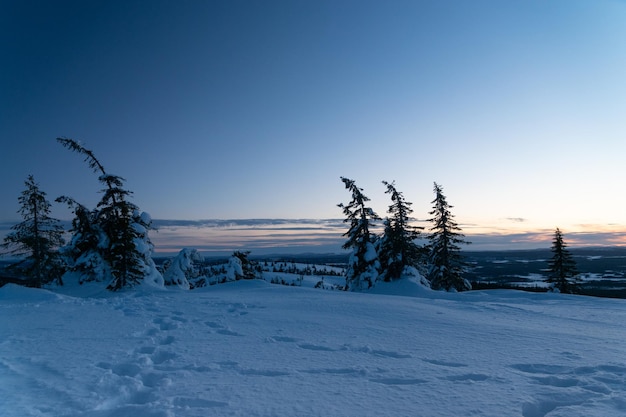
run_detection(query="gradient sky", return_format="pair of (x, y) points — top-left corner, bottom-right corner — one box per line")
(2, 0), (626, 252)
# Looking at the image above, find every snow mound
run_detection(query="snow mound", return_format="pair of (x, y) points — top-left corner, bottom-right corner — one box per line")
(370, 277), (432, 297)
(0, 284), (62, 303)
(370, 267), (431, 297)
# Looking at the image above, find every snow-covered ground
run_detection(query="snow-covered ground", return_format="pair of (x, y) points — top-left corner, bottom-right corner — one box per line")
(2, 279), (626, 417)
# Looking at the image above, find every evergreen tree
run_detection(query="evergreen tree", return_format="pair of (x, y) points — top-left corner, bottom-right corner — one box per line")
(426, 182), (471, 291)
(232, 250), (260, 279)
(55, 196), (108, 283)
(377, 181), (425, 281)
(96, 174), (146, 290)
(338, 177), (381, 291)
(1, 175), (65, 286)
(546, 228), (580, 293)
(57, 137), (163, 290)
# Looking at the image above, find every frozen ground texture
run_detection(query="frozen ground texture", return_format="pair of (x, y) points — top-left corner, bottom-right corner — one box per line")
(1, 280), (626, 417)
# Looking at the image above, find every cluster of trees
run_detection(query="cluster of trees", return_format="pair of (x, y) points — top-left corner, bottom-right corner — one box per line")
(338, 178), (582, 294)
(1, 138), (162, 290)
(162, 249), (260, 289)
(338, 178), (471, 292)
(0, 138), (584, 295)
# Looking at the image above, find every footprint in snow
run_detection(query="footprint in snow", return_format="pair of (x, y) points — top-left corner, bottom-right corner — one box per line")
(238, 368), (290, 377)
(302, 367), (367, 377)
(266, 335), (299, 343)
(110, 362), (142, 377)
(370, 349), (412, 359)
(202, 320), (242, 336)
(145, 328), (159, 337)
(422, 358), (468, 368)
(172, 397), (228, 408)
(370, 377), (428, 385)
(217, 360), (239, 368)
(444, 373), (490, 382)
(521, 392), (593, 417)
(141, 371), (171, 388)
(298, 343), (337, 352)
(216, 328), (243, 337)
(137, 346), (156, 355)
(512, 363), (626, 417)
(153, 317), (179, 331)
(352, 346), (412, 358)
(119, 307), (140, 317)
(159, 335), (175, 345)
(510, 363), (570, 375)
(227, 303), (247, 314)
(150, 349), (178, 365)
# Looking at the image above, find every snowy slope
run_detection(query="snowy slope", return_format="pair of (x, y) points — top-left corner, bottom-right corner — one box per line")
(1, 281), (626, 417)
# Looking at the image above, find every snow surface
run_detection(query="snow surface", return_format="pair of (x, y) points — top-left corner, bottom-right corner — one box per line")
(2, 281), (626, 416)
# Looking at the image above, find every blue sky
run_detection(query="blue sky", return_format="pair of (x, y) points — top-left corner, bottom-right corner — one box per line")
(2, 0), (626, 252)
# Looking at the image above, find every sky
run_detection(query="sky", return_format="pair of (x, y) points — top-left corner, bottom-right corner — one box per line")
(1, 0), (626, 253)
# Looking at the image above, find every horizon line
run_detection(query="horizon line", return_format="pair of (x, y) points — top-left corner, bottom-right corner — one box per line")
(1, 218), (625, 257)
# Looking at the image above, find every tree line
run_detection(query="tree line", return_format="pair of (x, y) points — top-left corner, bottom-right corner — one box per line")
(337, 177), (580, 294)
(338, 177), (470, 292)
(1, 139), (580, 294)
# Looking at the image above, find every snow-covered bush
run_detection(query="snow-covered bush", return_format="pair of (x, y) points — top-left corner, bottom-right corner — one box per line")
(163, 248), (204, 290)
(401, 266), (431, 288)
(131, 211), (164, 289)
(224, 254), (244, 281)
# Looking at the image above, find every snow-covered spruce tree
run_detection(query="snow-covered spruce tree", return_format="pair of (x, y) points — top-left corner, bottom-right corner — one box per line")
(221, 251), (260, 282)
(377, 180), (426, 282)
(56, 196), (108, 284)
(128, 210), (163, 288)
(338, 177), (381, 291)
(426, 182), (471, 292)
(57, 137), (163, 290)
(1, 175), (65, 286)
(163, 248), (204, 290)
(546, 228), (580, 294)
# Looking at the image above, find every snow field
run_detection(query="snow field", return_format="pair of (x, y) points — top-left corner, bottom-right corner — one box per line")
(1, 281), (626, 416)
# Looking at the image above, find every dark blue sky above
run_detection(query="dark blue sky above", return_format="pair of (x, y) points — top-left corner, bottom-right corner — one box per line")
(2, 0), (626, 251)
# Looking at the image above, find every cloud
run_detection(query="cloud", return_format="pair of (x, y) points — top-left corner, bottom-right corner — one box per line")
(149, 219), (347, 256)
(464, 232), (553, 250)
(2, 218), (624, 258)
(504, 217), (527, 223)
(152, 218), (345, 228)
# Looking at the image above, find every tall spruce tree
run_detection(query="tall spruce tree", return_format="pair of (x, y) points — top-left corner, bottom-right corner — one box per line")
(338, 177), (381, 291)
(377, 181), (425, 281)
(426, 182), (470, 291)
(546, 228), (580, 293)
(1, 175), (65, 286)
(57, 138), (162, 290)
